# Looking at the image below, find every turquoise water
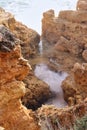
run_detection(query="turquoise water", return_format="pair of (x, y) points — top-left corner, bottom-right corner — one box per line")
(0, 0), (78, 33)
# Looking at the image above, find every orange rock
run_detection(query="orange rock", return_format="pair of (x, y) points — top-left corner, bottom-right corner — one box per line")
(0, 25), (40, 130)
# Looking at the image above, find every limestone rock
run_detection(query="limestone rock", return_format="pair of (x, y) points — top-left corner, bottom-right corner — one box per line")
(38, 99), (87, 130)
(62, 76), (76, 104)
(82, 49), (87, 61)
(42, 0), (87, 64)
(13, 21), (40, 58)
(0, 8), (40, 58)
(62, 62), (87, 105)
(0, 25), (40, 130)
(59, 10), (87, 23)
(73, 63), (87, 98)
(77, 0), (87, 11)
(0, 8), (52, 113)
(22, 71), (52, 110)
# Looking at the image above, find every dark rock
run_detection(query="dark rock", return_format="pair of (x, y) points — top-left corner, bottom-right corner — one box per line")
(0, 25), (18, 52)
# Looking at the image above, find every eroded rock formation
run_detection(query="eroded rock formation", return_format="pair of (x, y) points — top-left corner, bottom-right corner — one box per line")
(22, 71), (51, 110)
(0, 8), (40, 58)
(0, 1), (87, 130)
(42, 0), (87, 72)
(62, 62), (87, 106)
(38, 99), (87, 130)
(0, 7), (52, 111)
(0, 25), (40, 130)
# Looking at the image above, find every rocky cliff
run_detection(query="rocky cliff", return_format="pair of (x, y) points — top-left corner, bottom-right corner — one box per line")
(0, 25), (40, 130)
(0, 8), (52, 110)
(42, 0), (87, 72)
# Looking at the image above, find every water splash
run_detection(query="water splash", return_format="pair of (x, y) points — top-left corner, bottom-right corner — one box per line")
(39, 41), (43, 55)
(34, 63), (67, 107)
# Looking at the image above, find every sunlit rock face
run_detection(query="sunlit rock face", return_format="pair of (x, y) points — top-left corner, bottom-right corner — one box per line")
(0, 25), (40, 130)
(62, 62), (87, 106)
(42, 0), (87, 61)
(74, 63), (87, 98)
(77, 0), (87, 11)
(0, 8), (40, 59)
(0, 8), (52, 111)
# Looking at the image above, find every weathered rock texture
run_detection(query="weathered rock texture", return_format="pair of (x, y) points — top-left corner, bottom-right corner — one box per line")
(0, 8), (40, 58)
(42, 0), (87, 70)
(0, 25), (40, 130)
(0, 8), (52, 110)
(62, 62), (87, 106)
(22, 71), (51, 110)
(38, 99), (87, 130)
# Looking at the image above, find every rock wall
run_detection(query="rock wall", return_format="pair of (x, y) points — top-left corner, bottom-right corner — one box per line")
(0, 25), (40, 130)
(0, 8), (52, 110)
(42, 0), (87, 61)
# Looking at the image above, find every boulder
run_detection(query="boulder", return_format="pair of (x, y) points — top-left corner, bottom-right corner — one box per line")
(62, 62), (87, 105)
(22, 71), (51, 110)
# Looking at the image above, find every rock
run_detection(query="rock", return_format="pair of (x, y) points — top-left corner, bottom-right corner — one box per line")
(13, 21), (40, 58)
(0, 25), (16, 52)
(82, 49), (87, 61)
(37, 99), (87, 130)
(73, 63), (87, 98)
(0, 25), (40, 130)
(54, 36), (69, 52)
(62, 76), (77, 104)
(43, 9), (55, 19)
(59, 10), (87, 23)
(0, 8), (40, 58)
(62, 62), (87, 105)
(77, 0), (87, 11)
(54, 36), (83, 55)
(22, 71), (52, 110)
(42, 10), (59, 44)
(42, 0), (87, 70)
(0, 8), (52, 112)
(42, 9), (86, 55)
